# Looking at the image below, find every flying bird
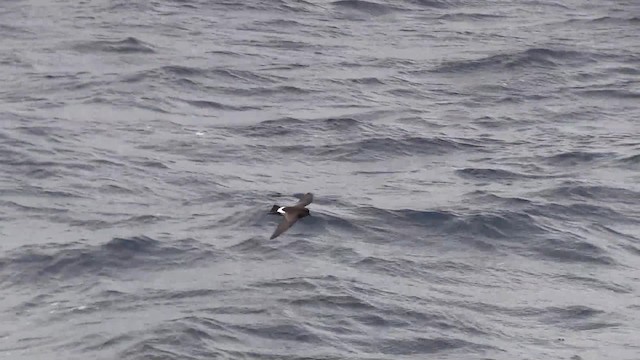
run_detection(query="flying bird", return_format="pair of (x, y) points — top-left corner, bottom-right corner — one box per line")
(268, 193), (313, 239)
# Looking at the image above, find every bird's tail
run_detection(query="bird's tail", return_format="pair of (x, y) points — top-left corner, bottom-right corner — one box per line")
(268, 205), (281, 214)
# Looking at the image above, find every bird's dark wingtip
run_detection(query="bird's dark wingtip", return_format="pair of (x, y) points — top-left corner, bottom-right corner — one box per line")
(294, 192), (313, 207)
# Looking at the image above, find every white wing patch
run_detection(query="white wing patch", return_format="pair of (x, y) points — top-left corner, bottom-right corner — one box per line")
(277, 207), (286, 215)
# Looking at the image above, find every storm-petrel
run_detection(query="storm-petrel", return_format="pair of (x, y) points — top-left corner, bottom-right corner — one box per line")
(268, 193), (313, 239)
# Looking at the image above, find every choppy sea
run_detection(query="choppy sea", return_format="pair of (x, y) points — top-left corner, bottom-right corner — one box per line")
(1, 1), (639, 359)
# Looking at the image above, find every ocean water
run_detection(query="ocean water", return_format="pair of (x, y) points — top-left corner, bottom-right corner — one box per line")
(1, 0), (639, 359)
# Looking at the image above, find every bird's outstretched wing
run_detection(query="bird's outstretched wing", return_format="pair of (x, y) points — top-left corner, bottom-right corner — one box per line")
(293, 193), (313, 208)
(270, 215), (298, 239)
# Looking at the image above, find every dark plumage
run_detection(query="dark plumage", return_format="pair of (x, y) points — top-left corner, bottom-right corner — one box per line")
(267, 193), (313, 239)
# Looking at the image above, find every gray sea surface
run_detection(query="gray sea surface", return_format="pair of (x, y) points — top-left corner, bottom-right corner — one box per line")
(1, 0), (640, 359)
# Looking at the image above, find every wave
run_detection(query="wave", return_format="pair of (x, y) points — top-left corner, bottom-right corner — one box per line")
(331, 0), (400, 15)
(438, 12), (507, 21)
(535, 183), (640, 204)
(0, 200), (68, 214)
(353, 203), (621, 265)
(239, 117), (308, 137)
(525, 201), (630, 223)
(106, 1), (155, 11)
(225, 85), (316, 98)
(119, 317), (237, 359)
(455, 167), (551, 181)
(542, 305), (618, 330)
(250, 276), (319, 292)
(447, 211), (544, 241)
(225, 237), (283, 258)
(274, 136), (484, 161)
(0, 236), (217, 287)
(235, 322), (324, 343)
(577, 89), (640, 99)
(542, 151), (615, 166)
(229, 0), (319, 13)
(171, 97), (259, 111)
(72, 37), (155, 54)
(239, 116), (365, 138)
(432, 47), (597, 74)
(123, 65), (279, 87)
(619, 153), (640, 168)
(289, 293), (378, 311)
(360, 336), (491, 355)
(531, 236), (615, 265)
(555, 273), (632, 294)
(466, 191), (533, 208)
(354, 255), (433, 280)
(564, 16), (640, 26)
(361, 206), (545, 240)
(405, 0), (456, 8)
